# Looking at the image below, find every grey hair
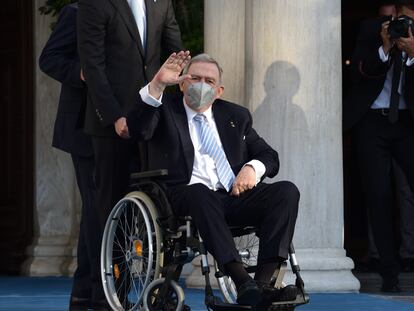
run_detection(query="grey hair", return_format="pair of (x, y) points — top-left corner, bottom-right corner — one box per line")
(182, 53), (223, 84)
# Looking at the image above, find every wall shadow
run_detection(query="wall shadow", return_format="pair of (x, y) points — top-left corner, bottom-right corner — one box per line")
(253, 61), (309, 180)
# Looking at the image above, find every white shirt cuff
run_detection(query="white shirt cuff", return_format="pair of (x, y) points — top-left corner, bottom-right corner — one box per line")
(244, 160), (266, 185)
(378, 46), (389, 62)
(139, 84), (163, 107)
(406, 57), (414, 67)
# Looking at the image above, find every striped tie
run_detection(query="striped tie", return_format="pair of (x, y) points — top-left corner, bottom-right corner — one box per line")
(193, 114), (235, 192)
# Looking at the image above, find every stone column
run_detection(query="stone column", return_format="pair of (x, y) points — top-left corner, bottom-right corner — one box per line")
(190, 0), (360, 292)
(21, 0), (80, 276)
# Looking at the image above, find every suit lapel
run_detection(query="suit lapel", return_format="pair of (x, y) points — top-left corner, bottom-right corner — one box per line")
(212, 102), (239, 169)
(108, 0), (145, 58)
(169, 96), (194, 178)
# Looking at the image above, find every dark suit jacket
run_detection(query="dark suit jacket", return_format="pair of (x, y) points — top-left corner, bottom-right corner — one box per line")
(39, 3), (92, 157)
(127, 93), (280, 187)
(77, 0), (182, 137)
(343, 18), (414, 130)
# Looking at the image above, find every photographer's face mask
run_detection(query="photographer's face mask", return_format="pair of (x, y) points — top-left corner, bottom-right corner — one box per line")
(185, 82), (217, 111)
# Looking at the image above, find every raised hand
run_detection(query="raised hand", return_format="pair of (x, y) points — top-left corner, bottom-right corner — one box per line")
(381, 20), (394, 55)
(396, 27), (414, 58)
(149, 51), (191, 98)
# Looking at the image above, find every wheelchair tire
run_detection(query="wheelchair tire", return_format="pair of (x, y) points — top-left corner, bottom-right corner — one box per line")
(215, 234), (260, 303)
(101, 191), (164, 311)
(142, 278), (185, 311)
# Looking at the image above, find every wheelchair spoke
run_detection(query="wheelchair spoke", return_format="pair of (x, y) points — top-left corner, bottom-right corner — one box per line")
(102, 195), (163, 311)
(124, 203), (134, 250)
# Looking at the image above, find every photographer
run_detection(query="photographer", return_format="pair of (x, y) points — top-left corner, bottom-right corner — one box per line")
(344, 0), (414, 292)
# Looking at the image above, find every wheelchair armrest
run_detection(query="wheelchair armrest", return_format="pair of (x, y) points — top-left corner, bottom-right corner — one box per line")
(130, 169), (168, 180)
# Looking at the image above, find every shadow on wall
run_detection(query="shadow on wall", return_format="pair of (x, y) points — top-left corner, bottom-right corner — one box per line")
(253, 61), (310, 181)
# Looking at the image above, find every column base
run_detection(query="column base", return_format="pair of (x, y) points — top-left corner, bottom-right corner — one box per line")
(284, 248), (360, 292)
(21, 236), (77, 276)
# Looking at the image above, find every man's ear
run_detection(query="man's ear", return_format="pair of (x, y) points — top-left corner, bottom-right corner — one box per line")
(179, 81), (185, 92)
(216, 85), (224, 99)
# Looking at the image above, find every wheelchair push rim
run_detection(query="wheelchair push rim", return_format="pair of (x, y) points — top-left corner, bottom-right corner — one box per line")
(101, 192), (163, 311)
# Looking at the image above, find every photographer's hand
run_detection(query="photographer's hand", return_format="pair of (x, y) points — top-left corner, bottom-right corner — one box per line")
(396, 28), (414, 59)
(381, 21), (394, 55)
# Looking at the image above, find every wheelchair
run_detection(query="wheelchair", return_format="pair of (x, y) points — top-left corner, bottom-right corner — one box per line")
(100, 169), (309, 311)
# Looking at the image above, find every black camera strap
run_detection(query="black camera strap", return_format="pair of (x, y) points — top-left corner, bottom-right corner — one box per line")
(389, 50), (403, 124)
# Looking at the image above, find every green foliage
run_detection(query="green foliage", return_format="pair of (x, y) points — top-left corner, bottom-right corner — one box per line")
(39, 0), (77, 29)
(173, 0), (204, 55)
(39, 0), (77, 17)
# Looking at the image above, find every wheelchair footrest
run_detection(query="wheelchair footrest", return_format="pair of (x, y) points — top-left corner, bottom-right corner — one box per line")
(205, 292), (309, 311)
(206, 295), (252, 311)
(268, 292), (310, 309)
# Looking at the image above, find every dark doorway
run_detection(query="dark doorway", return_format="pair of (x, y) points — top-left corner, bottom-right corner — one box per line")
(0, 0), (34, 274)
(341, 0), (376, 267)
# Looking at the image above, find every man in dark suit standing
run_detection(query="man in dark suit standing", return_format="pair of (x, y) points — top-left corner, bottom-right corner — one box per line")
(128, 52), (300, 307)
(77, 2), (181, 307)
(77, 0), (182, 227)
(39, 3), (101, 310)
(344, 0), (414, 292)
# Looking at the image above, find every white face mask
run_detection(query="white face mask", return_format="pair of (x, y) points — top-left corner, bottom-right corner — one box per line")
(185, 82), (216, 110)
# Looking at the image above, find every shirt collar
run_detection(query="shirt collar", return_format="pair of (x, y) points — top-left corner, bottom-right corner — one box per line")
(182, 98), (214, 123)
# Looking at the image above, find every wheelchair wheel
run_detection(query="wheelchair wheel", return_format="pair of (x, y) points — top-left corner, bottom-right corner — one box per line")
(142, 278), (185, 311)
(101, 191), (164, 311)
(215, 233), (259, 303)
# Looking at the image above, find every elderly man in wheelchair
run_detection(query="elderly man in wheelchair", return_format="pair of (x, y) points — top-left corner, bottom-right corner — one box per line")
(100, 52), (309, 311)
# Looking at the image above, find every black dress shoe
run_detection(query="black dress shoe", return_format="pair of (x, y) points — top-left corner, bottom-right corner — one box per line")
(91, 300), (112, 311)
(69, 296), (90, 311)
(236, 279), (261, 306)
(381, 282), (401, 293)
(381, 277), (401, 293)
(260, 284), (298, 302)
(401, 258), (414, 272)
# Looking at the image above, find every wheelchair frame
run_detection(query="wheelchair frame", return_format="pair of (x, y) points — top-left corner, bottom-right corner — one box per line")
(101, 170), (310, 311)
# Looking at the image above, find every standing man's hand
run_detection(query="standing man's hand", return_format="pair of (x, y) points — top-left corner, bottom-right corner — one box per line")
(396, 27), (414, 58)
(80, 69), (85, 82)
(231, 165), (256, 197)
(381, 20), (394, 55)
(114, 117), (129, 139)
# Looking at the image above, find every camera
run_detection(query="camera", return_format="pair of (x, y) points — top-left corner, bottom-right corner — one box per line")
(388, 15), (414, 39)
(378, 14), (393, 25)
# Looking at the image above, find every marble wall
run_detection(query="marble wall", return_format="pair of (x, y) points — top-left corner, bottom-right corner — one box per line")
(21, 0), (80, 276)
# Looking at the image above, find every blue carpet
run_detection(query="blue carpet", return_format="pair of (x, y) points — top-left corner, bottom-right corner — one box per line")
(0, 277), (413, 311)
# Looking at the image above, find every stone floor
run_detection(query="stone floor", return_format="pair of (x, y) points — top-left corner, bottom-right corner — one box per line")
(0, 276), (413, 311)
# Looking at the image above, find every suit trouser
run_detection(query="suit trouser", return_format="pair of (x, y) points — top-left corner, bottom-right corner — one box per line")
(90, 136), (138, 302)
(354, 110), (414, 279)
(394, 161), (414, 259)
(70, 154), (102, 301)
(168, 182), (299, 268)
(368, 160), (414, 259)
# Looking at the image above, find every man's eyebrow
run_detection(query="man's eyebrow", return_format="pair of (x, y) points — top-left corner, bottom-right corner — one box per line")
(190, 74), (216, 81)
